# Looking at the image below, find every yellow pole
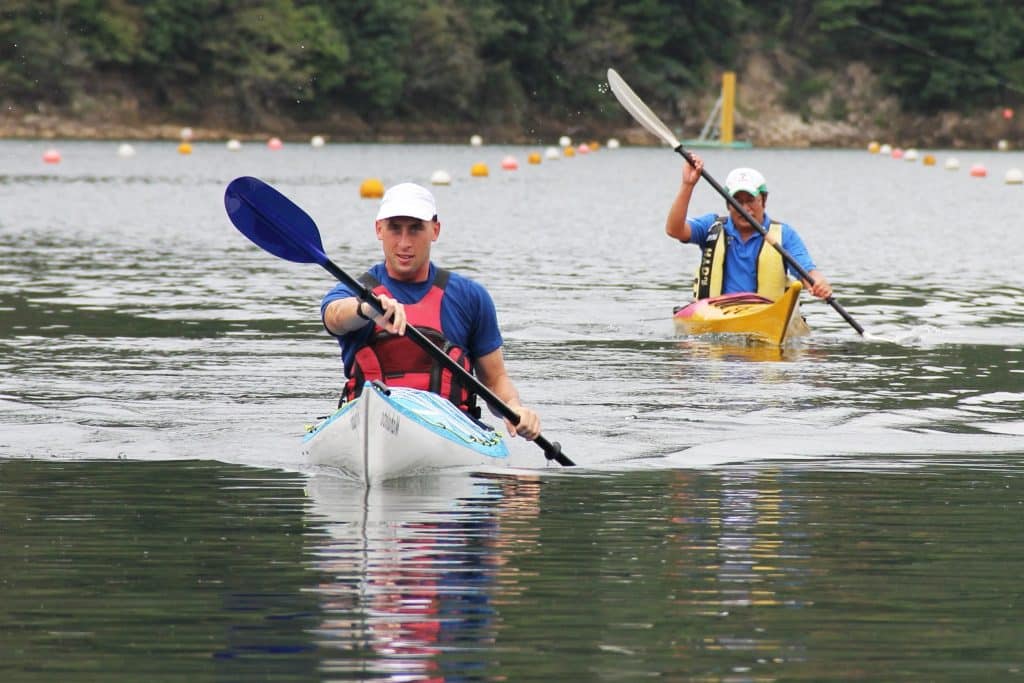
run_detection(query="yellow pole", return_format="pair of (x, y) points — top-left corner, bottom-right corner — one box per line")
(720, 71), (736, 145)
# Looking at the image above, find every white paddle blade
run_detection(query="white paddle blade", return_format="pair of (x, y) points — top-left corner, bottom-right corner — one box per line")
(606, 68), (681, 149)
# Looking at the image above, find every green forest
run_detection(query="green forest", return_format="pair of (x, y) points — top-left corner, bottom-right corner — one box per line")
(2, 0), (1023, 140)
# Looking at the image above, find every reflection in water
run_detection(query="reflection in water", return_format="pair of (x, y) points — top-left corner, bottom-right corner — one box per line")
(664, 470), (809, 672)
(675, 337), (813, 363)
(304, 474), (541, 681)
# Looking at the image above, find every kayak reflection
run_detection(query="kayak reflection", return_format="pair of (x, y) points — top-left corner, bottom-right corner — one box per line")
(304, 473), (542, 680)
(674, 337), (815, 363)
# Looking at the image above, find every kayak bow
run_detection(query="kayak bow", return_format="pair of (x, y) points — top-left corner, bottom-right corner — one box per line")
(304, 382), (511, 484)
(673, 281), (810, 346)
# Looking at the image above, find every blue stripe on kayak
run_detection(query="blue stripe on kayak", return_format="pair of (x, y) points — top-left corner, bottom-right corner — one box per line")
(382, 387), (510, 459)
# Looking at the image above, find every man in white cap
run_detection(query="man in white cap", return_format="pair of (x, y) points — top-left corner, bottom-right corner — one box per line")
(320, 182), (541, 440)
(664, 154), (832, 301)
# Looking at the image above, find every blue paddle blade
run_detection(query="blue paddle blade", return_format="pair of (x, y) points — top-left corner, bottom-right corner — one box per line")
(224, 176), (327, 265)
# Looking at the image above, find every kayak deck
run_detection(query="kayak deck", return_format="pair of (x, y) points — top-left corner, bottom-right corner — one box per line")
(673, 281), (810, 346)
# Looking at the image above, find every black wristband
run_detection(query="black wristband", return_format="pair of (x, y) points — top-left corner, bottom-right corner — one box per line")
(355, 301), (373, 321)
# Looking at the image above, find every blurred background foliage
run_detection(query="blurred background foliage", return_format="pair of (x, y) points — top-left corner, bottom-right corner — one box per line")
(1, 0), (1022, 133)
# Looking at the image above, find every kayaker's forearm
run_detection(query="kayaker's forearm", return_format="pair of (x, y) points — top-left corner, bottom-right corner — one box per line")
(666, 184), (694, 241)
(802, 270), (833, 299)
(491, 377), (521, 411)
(324, 298), (372, 335)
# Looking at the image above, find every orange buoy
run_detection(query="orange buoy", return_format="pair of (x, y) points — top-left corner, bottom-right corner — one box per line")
(527, 152), (541, 165)
(470, 162), (489, 177)
(563, 146), (576, 158)
(867, 141), (880, 154)
(359, 178), (384, 198)
(267, 137), (283, 150)
(922, 154), (936, 166)
(177, 142), (193, 155)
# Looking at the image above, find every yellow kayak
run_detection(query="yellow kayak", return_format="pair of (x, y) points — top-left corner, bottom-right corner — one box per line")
(673, 281), (810, 346)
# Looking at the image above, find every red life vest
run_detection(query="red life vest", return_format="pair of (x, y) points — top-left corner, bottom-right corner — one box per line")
(342, 269), (479, 415)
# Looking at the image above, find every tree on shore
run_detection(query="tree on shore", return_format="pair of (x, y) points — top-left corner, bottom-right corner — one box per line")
(1, 0), (1021, 135)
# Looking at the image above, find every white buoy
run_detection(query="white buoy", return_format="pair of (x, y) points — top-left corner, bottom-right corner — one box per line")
(904, 148), (919, 161)
(430, 169), (452, 185)
(558, 135), (572, 148)
(879, 143), (892, 155)
(944, 157), (960, 171)
(117, 143), (135, 158)
(226, 139), (242, 151)
(606, 138), (620, 149)
(545, 146), (560, 160)
(179, 127), (194, 141)
(997, 139), (1010, 151)
(310, 135), (325, 148)
(470, 134), (483, 147)
(1004, 168), (1023, 184)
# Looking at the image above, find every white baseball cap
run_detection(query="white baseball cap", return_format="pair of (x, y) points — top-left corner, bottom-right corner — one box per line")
(724, 167), (768, 197)
(375, 182), (437, 221)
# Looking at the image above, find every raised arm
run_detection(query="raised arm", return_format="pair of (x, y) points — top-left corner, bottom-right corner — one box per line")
(665, 153), (704, 242)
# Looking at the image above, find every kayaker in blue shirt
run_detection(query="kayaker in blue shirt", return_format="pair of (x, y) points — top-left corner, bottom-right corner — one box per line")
(320, 182), (541, 441)
(665, 154), (833, 300)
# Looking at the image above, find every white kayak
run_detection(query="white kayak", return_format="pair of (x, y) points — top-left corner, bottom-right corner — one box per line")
(303, 381), (510, 485)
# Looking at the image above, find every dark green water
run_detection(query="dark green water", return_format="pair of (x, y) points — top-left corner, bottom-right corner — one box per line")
(3, 459), (1023, 681)
(3, 141), (1024, 679)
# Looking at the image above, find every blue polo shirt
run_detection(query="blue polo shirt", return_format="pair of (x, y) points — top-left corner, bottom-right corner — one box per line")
(686, 212), (817, 294)
(320, 262), (503, 376)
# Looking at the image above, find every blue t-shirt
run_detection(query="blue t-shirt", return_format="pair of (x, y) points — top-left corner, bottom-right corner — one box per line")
(320, 262), (503, 376)
(687, 212), (817, 294)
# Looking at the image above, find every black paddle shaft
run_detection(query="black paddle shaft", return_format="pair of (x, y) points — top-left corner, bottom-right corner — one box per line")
(675, 146), (866, 336)
(321, 259), (575, 467)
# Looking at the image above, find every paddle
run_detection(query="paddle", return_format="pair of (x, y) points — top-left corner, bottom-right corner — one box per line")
(606, 68), (866, 337)
(223, 176), (574, 467)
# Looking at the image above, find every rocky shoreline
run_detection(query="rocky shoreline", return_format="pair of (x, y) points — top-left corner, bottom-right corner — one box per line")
(3, 57), (1020, 150)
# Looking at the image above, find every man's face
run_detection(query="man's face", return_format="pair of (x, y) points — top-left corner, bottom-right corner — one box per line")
(376, 215), (440, 281)
(727, 191), (765, 230)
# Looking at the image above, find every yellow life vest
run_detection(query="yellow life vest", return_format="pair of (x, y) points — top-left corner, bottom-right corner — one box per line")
(693, 218), (788, 300)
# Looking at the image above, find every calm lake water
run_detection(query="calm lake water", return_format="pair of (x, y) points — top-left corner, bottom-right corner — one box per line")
(3, 139), (1024, 680)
